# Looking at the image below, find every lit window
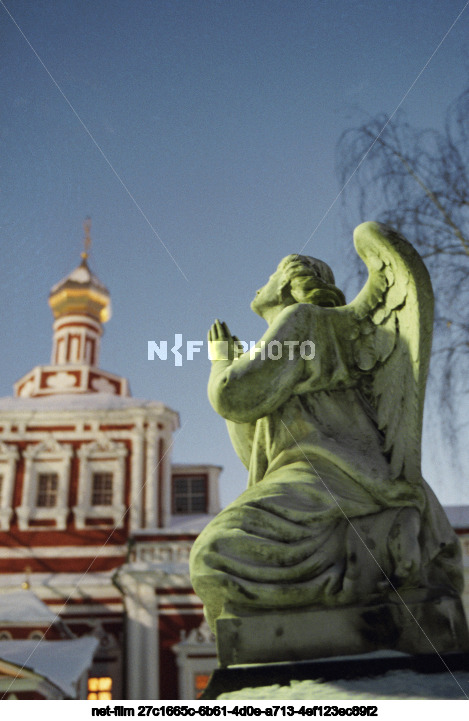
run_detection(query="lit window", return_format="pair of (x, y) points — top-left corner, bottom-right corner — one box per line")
(194, 673), (211, 699)
(88, 676), (112, 700)
(36, 473), (58, 507)
(92, 473), (113, 506)
(173, 476), (207, 514)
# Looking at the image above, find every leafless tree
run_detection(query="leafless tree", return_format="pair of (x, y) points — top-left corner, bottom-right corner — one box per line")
(336, 87), (469, 446)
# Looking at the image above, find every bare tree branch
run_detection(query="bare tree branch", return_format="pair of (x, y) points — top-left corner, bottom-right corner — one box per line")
(336, 87), (469, 457)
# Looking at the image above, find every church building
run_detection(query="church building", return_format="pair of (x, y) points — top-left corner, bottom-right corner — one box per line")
(0, 228), (220, 700)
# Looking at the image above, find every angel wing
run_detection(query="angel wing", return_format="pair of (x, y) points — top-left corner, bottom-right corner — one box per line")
(340, 221), (434, 482)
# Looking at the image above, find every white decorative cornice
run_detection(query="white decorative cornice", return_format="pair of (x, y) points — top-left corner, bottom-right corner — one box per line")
(73, 433), (127, 530)
(24, 436), (73, 460)
(0, 442), (19, 460)
(78, 433), (127, 459)
(178, 619), (215, 647)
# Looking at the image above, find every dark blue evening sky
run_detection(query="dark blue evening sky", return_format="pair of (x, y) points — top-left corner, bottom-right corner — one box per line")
(2, 0), (468, 505)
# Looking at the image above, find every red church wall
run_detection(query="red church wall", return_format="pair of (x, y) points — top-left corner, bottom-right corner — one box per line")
(0, 555), (126, 574)
(158, 612), (204, 701)
(0, 527), (127, 547)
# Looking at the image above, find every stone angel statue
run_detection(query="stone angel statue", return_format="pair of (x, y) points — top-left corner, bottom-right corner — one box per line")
(190, 222), (468, 660)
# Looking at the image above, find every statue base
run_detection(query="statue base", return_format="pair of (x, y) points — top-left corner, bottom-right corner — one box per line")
(216, 595), (469, 667)
(201, 649), (469, 699)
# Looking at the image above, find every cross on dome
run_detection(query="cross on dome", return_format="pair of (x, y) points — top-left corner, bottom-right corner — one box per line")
(49, 221), (111, 325)
(82, 217), (92, 260)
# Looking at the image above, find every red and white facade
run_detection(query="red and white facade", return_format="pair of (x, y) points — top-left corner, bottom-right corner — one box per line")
(0, 246), (220, 700)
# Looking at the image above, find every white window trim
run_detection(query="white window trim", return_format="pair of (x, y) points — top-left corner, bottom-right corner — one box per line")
(172, 475), (208, 515)
(73, 435), (127, 530)
(17, 438), (72, 531)
(0, 442), (19, 530)
(172, 621), (217, 700)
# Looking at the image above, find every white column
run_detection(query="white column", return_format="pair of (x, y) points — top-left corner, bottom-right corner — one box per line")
(129, 428), (144, 532)
(145, 425), (158, 528)
(120, 573), (159, 700)
(160, 431), (173, 529)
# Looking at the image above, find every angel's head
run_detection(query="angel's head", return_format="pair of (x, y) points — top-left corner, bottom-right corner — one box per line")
(251, 254), (346, 321)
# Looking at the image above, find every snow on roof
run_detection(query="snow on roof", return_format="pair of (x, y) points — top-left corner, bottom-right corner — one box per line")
(0, 392), (177, 416)
(443, 505), (469, 528)
(136, 513), (218, 534)
(0, 636), (99, 697)
(0, 590), (59, 624)
(0, 571), (117, 591)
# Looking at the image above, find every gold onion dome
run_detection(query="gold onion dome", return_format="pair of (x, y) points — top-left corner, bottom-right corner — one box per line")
(48, 253), (111, 323)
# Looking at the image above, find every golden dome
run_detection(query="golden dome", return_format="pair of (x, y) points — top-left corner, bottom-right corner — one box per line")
(49, 255), (111, 323)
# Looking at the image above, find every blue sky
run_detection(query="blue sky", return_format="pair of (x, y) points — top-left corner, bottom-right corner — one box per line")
(1, 0), (468, 507)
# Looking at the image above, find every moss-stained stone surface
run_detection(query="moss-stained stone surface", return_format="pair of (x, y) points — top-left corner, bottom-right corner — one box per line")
(215, 597), (469, 667)
(191, 223), (469, 661)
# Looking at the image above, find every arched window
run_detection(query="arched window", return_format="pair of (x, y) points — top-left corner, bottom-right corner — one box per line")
(28, 630), (44, 641)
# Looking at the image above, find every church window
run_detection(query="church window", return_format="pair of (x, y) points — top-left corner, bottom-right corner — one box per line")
(91, 472), (113, 506)
(173, 476), (207, 514)
(17, 439), (71, 531)
(36, 473), (59, 507)
(87, 676), (112, 700)
(194, 672), (211, 698)
(73, 437), (127, 530)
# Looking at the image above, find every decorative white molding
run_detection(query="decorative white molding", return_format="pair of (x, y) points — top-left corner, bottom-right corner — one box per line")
(179, 620), (215, 646)
(158, 431), (174, 529)
(16, 437), (73, 531)
(129, 429), (144, 532)
(84, 434), (125, 456)
(18, 378), (35, 397)
(52, 314), (102, 366)
(91, 378), (116, 394)
(144, 425), (158, 528)
(0, 544), (127, 559)
(73, 435), (127, 530)
(116, 574), (159, 700)
(130, 541), (192, 567)
(14, 365), (129, 398)
(46, 371), (77, 389)
(172, 620), (217, 700)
